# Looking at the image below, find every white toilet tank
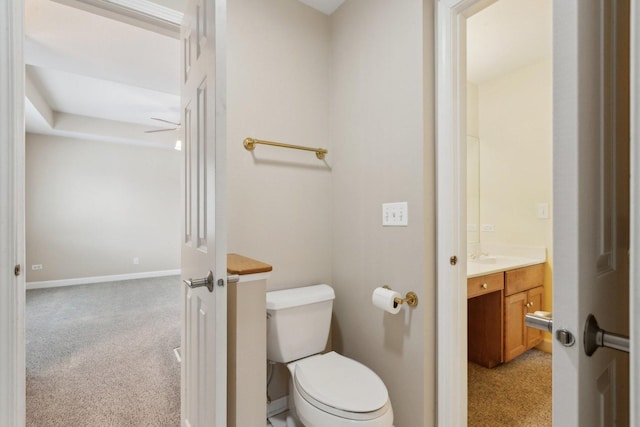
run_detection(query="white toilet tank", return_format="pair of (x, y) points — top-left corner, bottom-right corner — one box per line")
(266, 284), (335, 363)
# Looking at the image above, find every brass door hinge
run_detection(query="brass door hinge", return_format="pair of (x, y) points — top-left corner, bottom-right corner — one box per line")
(450, 256), (458, 266)
(14, 264), (21, 276)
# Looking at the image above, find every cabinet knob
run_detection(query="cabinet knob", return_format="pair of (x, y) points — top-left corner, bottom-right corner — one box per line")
(481, 283), (488, 289)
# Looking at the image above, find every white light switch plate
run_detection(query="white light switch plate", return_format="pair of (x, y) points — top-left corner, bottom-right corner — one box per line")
(382, 202), (408, 226)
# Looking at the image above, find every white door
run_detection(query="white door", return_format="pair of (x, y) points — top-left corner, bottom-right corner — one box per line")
(553, 0), (630, 425)
(180, 0), (227, 426)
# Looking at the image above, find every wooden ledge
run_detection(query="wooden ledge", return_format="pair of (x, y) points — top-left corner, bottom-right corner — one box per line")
(227, 253), (273, 275)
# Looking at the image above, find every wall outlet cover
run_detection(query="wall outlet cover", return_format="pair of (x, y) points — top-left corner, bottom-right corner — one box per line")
(537, 203), (550, 219)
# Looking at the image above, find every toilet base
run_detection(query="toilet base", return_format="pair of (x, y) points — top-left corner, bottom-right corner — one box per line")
(267, 410), (304, 427)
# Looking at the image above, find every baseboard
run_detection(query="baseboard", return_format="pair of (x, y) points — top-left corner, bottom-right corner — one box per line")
(267, 396), (289, 418)
(536, 336), (553, 354)
(26, 269), (181, 290)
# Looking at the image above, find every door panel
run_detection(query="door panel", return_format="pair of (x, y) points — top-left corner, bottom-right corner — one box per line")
(180, 0), (227, 426)
(553, 0), (630, 425)
(0, 1), (25, 425)
(504, 292), (527, 362)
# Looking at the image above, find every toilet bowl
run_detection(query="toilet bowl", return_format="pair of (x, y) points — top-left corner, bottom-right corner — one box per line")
(266, 285), (394, 427)
(288, 352), (393, 427)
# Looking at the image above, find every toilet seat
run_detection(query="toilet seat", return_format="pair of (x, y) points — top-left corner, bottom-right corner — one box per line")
(292, 352), (390, 421)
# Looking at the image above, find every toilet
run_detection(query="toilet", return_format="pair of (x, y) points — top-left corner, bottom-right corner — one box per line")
(266, 284), (394, 427)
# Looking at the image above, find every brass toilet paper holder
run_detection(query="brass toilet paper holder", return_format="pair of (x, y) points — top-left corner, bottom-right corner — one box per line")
(383, 286), (419, 308)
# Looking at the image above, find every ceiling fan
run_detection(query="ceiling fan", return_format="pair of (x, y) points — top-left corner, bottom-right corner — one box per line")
(145, 117), (181, 133)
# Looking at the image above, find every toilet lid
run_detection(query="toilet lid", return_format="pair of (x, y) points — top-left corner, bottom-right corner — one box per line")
(294, 352), (389, 416)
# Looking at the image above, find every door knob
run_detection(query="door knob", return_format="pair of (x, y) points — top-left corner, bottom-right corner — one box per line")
(584, 314), (629, 356)
(183, 271), (214, 292)
(525, 313), (553, 332)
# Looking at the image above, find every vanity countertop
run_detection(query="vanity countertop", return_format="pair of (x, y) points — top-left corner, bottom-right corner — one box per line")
(467, 256), (545, 278)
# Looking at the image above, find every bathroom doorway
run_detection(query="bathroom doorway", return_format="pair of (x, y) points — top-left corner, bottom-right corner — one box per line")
(465, 0), (553, 425)
(437, 0), (633, 424)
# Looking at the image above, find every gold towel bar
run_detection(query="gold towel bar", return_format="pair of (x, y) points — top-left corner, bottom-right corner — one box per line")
(243, 137), (328, 160)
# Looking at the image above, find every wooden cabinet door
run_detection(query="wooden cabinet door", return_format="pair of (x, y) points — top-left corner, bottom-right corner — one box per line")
(468, 290), (503, 368)
(525, 286), (544, 349)
(504, 291), (527, 362)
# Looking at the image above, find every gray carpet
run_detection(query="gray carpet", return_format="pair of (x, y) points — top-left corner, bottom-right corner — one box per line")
(26, 276), (181, 427)
(468, 349), (552, 426)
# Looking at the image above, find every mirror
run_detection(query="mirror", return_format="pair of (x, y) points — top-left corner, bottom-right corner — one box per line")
(467, 135), (480, 244)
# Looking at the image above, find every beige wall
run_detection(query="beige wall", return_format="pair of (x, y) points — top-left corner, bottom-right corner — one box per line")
(226, 0), (333, 291)
(226, 0), (333, 405)
(330, 1), (434, 426)
(25, 133), (181, 282)
(477, 59), (553, 312)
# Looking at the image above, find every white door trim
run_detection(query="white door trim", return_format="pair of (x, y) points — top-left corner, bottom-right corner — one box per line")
(213, 0), (228, 424)
(630, 0), (639, 424)
(435, 0), (495, 424)
(0, 0), (25, 426)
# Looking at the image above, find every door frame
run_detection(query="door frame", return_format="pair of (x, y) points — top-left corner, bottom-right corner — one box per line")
(631, 0), (639, 424)
(0, 1), (228, 425)
(0, 0), (25, 426)
(438, 0), (639, 425)
(434, 0), (495, 424)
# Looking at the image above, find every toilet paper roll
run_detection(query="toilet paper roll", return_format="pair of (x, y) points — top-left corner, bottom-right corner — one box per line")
(372, 287), (402, 314)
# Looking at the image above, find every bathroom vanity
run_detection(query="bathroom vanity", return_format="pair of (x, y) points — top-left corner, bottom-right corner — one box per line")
(467, 262), (545, 368)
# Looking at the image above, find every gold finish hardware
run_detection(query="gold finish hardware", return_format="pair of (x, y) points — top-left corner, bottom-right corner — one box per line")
(481, 283), (488, 289)
(14, 264), (21, 276)
(400, 292), (419, 307)
(450, 255), (458, 265)
(382, 286), (419, 308)
(243, 137), (328, 160)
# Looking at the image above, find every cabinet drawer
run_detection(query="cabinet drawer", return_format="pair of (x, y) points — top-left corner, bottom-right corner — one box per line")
(467, 272), (504, 299)
(505, 264), (544, 296)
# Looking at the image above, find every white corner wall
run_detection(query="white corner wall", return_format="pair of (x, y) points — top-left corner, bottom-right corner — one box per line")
(25, 134), (181, 282)
(226, 0), (332, 291)
(467, 82), (479, 137)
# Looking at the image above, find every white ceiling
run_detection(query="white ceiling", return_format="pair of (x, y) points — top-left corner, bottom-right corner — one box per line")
(467, 0), (552, 84)
(298, 0), (345, 15)
(25, 0), (182, 148)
